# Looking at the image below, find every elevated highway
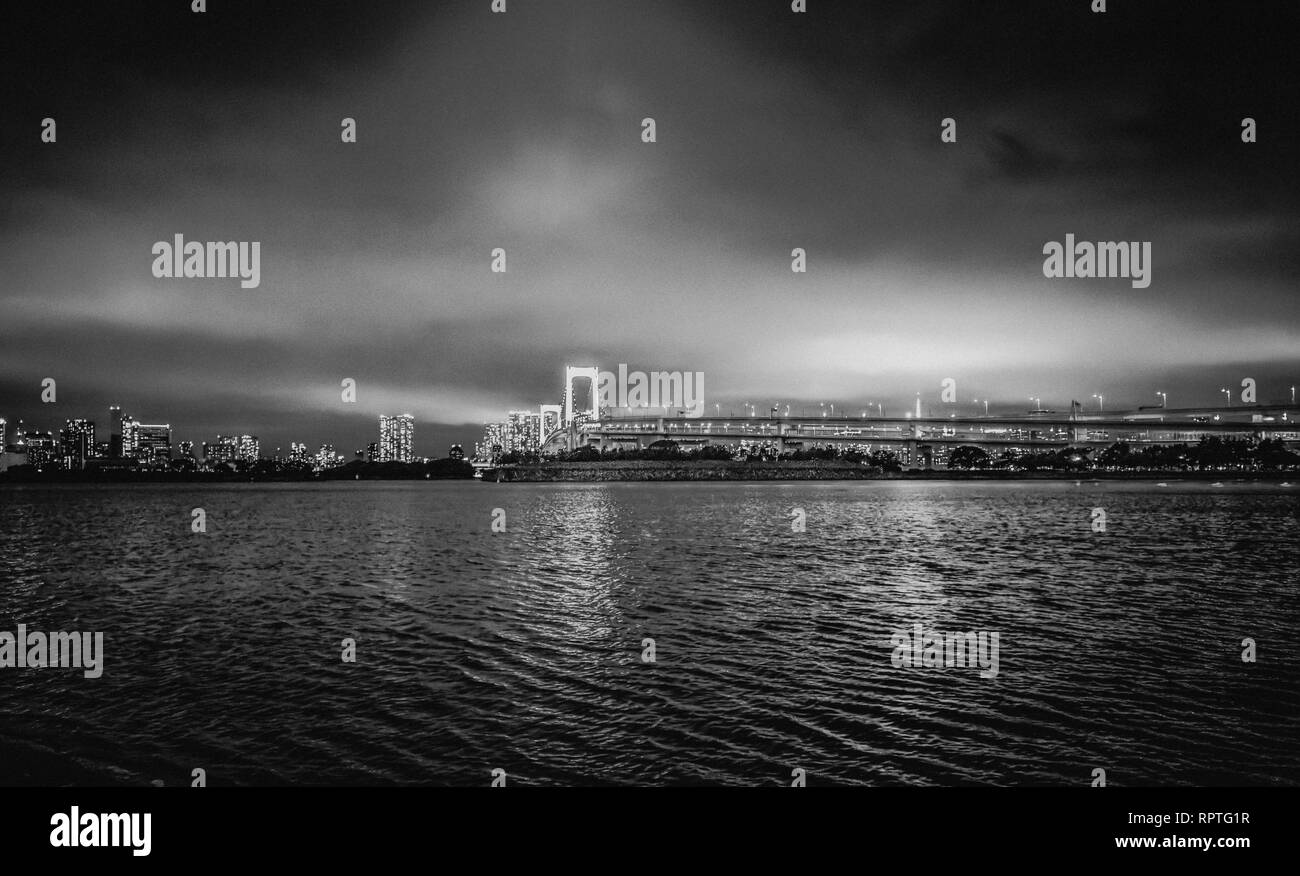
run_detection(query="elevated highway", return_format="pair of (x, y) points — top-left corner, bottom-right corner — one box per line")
(539, 405), (1300, 466)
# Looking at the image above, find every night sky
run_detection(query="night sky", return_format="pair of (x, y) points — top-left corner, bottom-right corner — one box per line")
(2, 1), (1297, 456)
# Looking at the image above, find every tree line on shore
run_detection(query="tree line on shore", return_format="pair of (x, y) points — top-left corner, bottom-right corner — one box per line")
(940, 437), (1296, 471)
(7, 436), (1295, 481)
(495, 436), (1300, 472)
(498, 440), (905, 470)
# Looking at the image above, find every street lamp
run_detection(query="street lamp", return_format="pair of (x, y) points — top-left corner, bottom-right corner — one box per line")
(1292, 385), (1296, 404)
(1220, 388), (1231, 407)
(1156, 391), (1166, 408)
(1092, 393), (1104, 412)
(982, 400), (989, 415)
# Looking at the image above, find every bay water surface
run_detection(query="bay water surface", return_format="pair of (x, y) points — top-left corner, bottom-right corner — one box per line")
(1, 480), (1297, 786)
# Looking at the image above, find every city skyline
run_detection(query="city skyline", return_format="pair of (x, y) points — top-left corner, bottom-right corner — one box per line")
(0, 405), (426, 469)
(4, 366), (1296, 470)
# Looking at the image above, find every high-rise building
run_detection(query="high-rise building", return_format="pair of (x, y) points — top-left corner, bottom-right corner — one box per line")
(59, 419), (96, 470)
(108, 406), (123, 458)
(21, 428), (57, 468)
(121, 416), (139, 458)
(288, 442), (310, 465)
(120, 417), (169, 464)
(203, 435), (240, 465)
(237, 435), (260, 463)
(135, 424), (172, 464)
(379, 414), (414, 463)
(474, 422), (508, 463)
(315, 444), (344, 470)
(507, 410), (542, 454)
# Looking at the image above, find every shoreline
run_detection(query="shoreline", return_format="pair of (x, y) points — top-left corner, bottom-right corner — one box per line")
(480, 460), (1297, 483)
(2, 461), (1295, 485)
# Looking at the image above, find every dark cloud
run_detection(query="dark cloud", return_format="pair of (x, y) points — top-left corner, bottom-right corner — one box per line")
(982, 129), (1063, 181)
(1, 1), (1297, 453)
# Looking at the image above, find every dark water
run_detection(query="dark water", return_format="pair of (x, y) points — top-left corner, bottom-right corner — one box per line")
(1, 480), (1297, 787)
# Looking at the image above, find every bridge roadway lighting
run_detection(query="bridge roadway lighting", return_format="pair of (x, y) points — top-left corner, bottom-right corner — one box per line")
(1221, 388), (1231, 407)
(1092, 394), (1104, 412)
(1156, 391), (1167, 408)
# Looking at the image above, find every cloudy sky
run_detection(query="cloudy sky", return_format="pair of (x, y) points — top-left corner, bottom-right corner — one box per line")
(2, 0), (1297, 455)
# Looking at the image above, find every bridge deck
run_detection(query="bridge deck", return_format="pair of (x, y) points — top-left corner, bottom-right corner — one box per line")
(538, 405), (1300, 455)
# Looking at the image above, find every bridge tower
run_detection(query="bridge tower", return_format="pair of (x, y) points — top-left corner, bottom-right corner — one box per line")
(540, 404), (562, 436)
(564, 366), (600, 428)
